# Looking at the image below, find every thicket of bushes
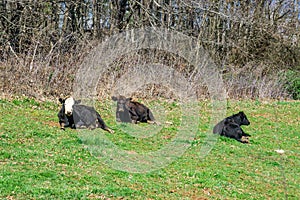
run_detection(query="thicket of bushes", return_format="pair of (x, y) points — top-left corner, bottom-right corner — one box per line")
(1, 1), (299, 100)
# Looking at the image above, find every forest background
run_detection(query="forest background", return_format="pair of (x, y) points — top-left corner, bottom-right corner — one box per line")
(1, 0), (299, 100)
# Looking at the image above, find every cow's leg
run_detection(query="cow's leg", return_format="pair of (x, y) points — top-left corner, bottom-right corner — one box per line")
(131, 119), (138, 124)
(146, 109), (160, 124)
(60, 122), (65, 130)
(59, 118), (70, 129)
(223, 126), (249, 143)
(147, 120), (161, 125)
(234, 133), (249, 143)
(104, 127), (114, 133)
(131, 115), (138, 124)
(238, 136), (249, 143)
(239, 126), (251, 137)
(96, 113), (114, 133)
(242, 133), (251, 137)
(228, 131), (248, 143)
(128, 110), (138, 124)
(58, 112), (66, 130)
(242, 131), (251, 137)
(77, 119), (88, 129)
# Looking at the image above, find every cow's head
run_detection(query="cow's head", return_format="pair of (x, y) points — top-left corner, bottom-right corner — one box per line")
(112, 95), (132, 122)
(238, 111), (250, 126)
(59, 97), (81, 116)
(111, 95), (132, 112)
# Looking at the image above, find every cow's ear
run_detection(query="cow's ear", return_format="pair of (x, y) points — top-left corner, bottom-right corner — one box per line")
(239, 111), (245, 118)
(111, 96), (118, 101)
(59, 98), (65, 104)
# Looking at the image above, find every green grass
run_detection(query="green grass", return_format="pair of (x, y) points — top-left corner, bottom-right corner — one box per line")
(0, 98), (299, 199)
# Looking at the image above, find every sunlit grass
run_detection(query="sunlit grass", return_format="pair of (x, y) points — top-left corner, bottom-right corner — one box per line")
(0, 98), (299, 199)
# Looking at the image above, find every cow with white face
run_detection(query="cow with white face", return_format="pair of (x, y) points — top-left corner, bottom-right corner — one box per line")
(58, 97), (114, 133)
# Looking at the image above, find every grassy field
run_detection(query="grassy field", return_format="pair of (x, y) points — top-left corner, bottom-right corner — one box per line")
(0, 97), (299, 199)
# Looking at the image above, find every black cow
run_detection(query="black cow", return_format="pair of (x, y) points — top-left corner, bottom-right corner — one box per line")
(213, 111), (251, 143)
(111, 95), (157, 124)
(58, 97), (114, 133)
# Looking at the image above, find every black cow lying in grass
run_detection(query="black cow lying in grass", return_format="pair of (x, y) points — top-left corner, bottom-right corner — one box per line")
(213, 111), (251, 143)
(58, 97), (114, 133)
(111, 95), (157, 124)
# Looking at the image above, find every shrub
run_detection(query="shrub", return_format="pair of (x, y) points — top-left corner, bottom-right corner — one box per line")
(284, 70), (300, 100)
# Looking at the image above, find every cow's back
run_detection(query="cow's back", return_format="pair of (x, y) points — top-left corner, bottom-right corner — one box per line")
(72, 105), (98, 128)
(130, 101), (150, 122)
(213, 120), (224, 134)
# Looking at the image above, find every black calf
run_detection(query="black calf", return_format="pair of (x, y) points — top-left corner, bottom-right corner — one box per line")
(111, 95), (156, 124)
(221, 119), (250, 143)
(213, 111), (251, 143)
